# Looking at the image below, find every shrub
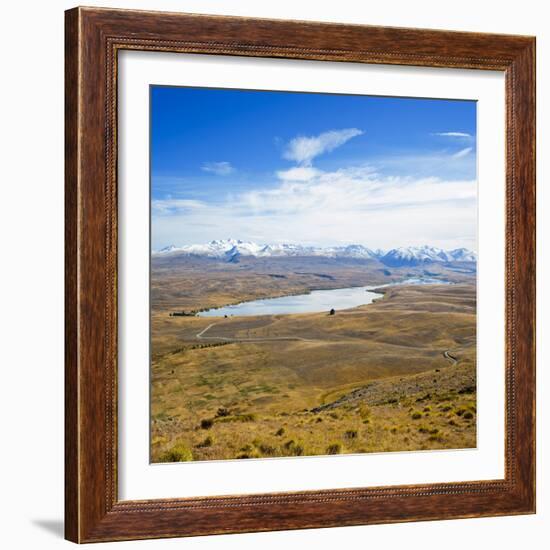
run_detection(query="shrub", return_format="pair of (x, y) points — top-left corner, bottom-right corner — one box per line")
(359, 404), (371, 419)
(283, 439), (304, 456)
(237, 450), (260, 459)
(275, 427), (285, 436)
(344, 430), (358, 439)
(216, 407), (230, 417)
(289, 443), (304, 456)
(455, 408), (466, 417)
(411, 411), (422, 420)
(159, 444), (193, 463)
(200, 418), (214, 429)
(196, 436), (214, 448)
(259, 443), (278, 456)
(326, 443), (343, 455)
(463, 411), (474, 420)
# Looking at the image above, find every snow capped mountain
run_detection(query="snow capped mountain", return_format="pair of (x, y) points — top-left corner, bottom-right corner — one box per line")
(154, 239), (476, 265)
(320, 244), (379, 259)
(380, 245), (476, 267)
(447, 247), (477, 262)
(157, 239), (264, 260)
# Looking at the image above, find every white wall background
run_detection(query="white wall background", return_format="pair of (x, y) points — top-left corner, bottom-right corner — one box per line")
(0, 1), (546, 548)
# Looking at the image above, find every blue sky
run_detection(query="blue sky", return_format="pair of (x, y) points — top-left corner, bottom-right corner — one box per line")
(151, 86), (477, 251)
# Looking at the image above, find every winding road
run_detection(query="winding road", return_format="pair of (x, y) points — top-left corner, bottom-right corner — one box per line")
(443, 350), (458, 365)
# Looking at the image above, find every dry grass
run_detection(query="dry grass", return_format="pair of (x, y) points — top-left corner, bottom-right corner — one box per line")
(150, 266), (477, 462)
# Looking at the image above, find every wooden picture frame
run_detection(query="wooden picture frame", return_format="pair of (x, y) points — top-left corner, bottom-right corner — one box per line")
(65, 6), (536, 543)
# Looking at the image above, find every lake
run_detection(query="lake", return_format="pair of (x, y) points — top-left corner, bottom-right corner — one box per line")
(197, 277), (451, 317)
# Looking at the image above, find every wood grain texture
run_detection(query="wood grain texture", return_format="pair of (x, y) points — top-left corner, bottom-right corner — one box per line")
(64, 6), (536, 543)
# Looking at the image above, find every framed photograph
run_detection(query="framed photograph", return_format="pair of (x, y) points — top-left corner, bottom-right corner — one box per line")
(65, 7), (536, 543)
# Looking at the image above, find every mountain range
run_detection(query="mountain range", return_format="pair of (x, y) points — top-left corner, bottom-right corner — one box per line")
(154, 239), (476, 267)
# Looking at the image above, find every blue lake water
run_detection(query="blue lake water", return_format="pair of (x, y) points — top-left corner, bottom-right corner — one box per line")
(197, 278), (451, 317)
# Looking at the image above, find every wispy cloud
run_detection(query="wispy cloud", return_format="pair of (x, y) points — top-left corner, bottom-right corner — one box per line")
(276, 166), (321, 182)
(152, 198), (206, 214)
(153, 163), (476, 251)
(452, 147), (473, 159)
(433, 131), (472, 138)
(201, 161), (234, 175)
(283, 128), (363, 166)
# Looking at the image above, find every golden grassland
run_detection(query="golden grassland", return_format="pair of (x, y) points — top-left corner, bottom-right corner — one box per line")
(151, 275), (477, 462)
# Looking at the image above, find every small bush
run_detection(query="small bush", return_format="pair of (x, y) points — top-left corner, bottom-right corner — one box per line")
(344, 430), (358, 439)
(455, 408), (466, 417)
(159, 444), (193, 463)
(216, 407), (230, 417)
(237, 450), (260, 459)
(275, 427), (285, 436)
(196, 436), (214, 448)
(289, 444), (304, 456)
(259, 443), (278, 456)
(200, 418), (213, 429)
(463, 411), (474, 420)
(359, 404), (372, 419)
(327, 443), (343, 455)
(411, 411), (422, 420)
(283, 439), (304, 456)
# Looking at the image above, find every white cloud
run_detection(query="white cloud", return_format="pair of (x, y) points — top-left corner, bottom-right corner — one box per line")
(201, 161), (234, 175)
(452, 147), (473, 159)
(152, 198), (206, 214)
(283, 128), (363, 166)
(152, 164), (476, 251)
(276, 166), (321, 182)
(433, 131), (472, 138)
